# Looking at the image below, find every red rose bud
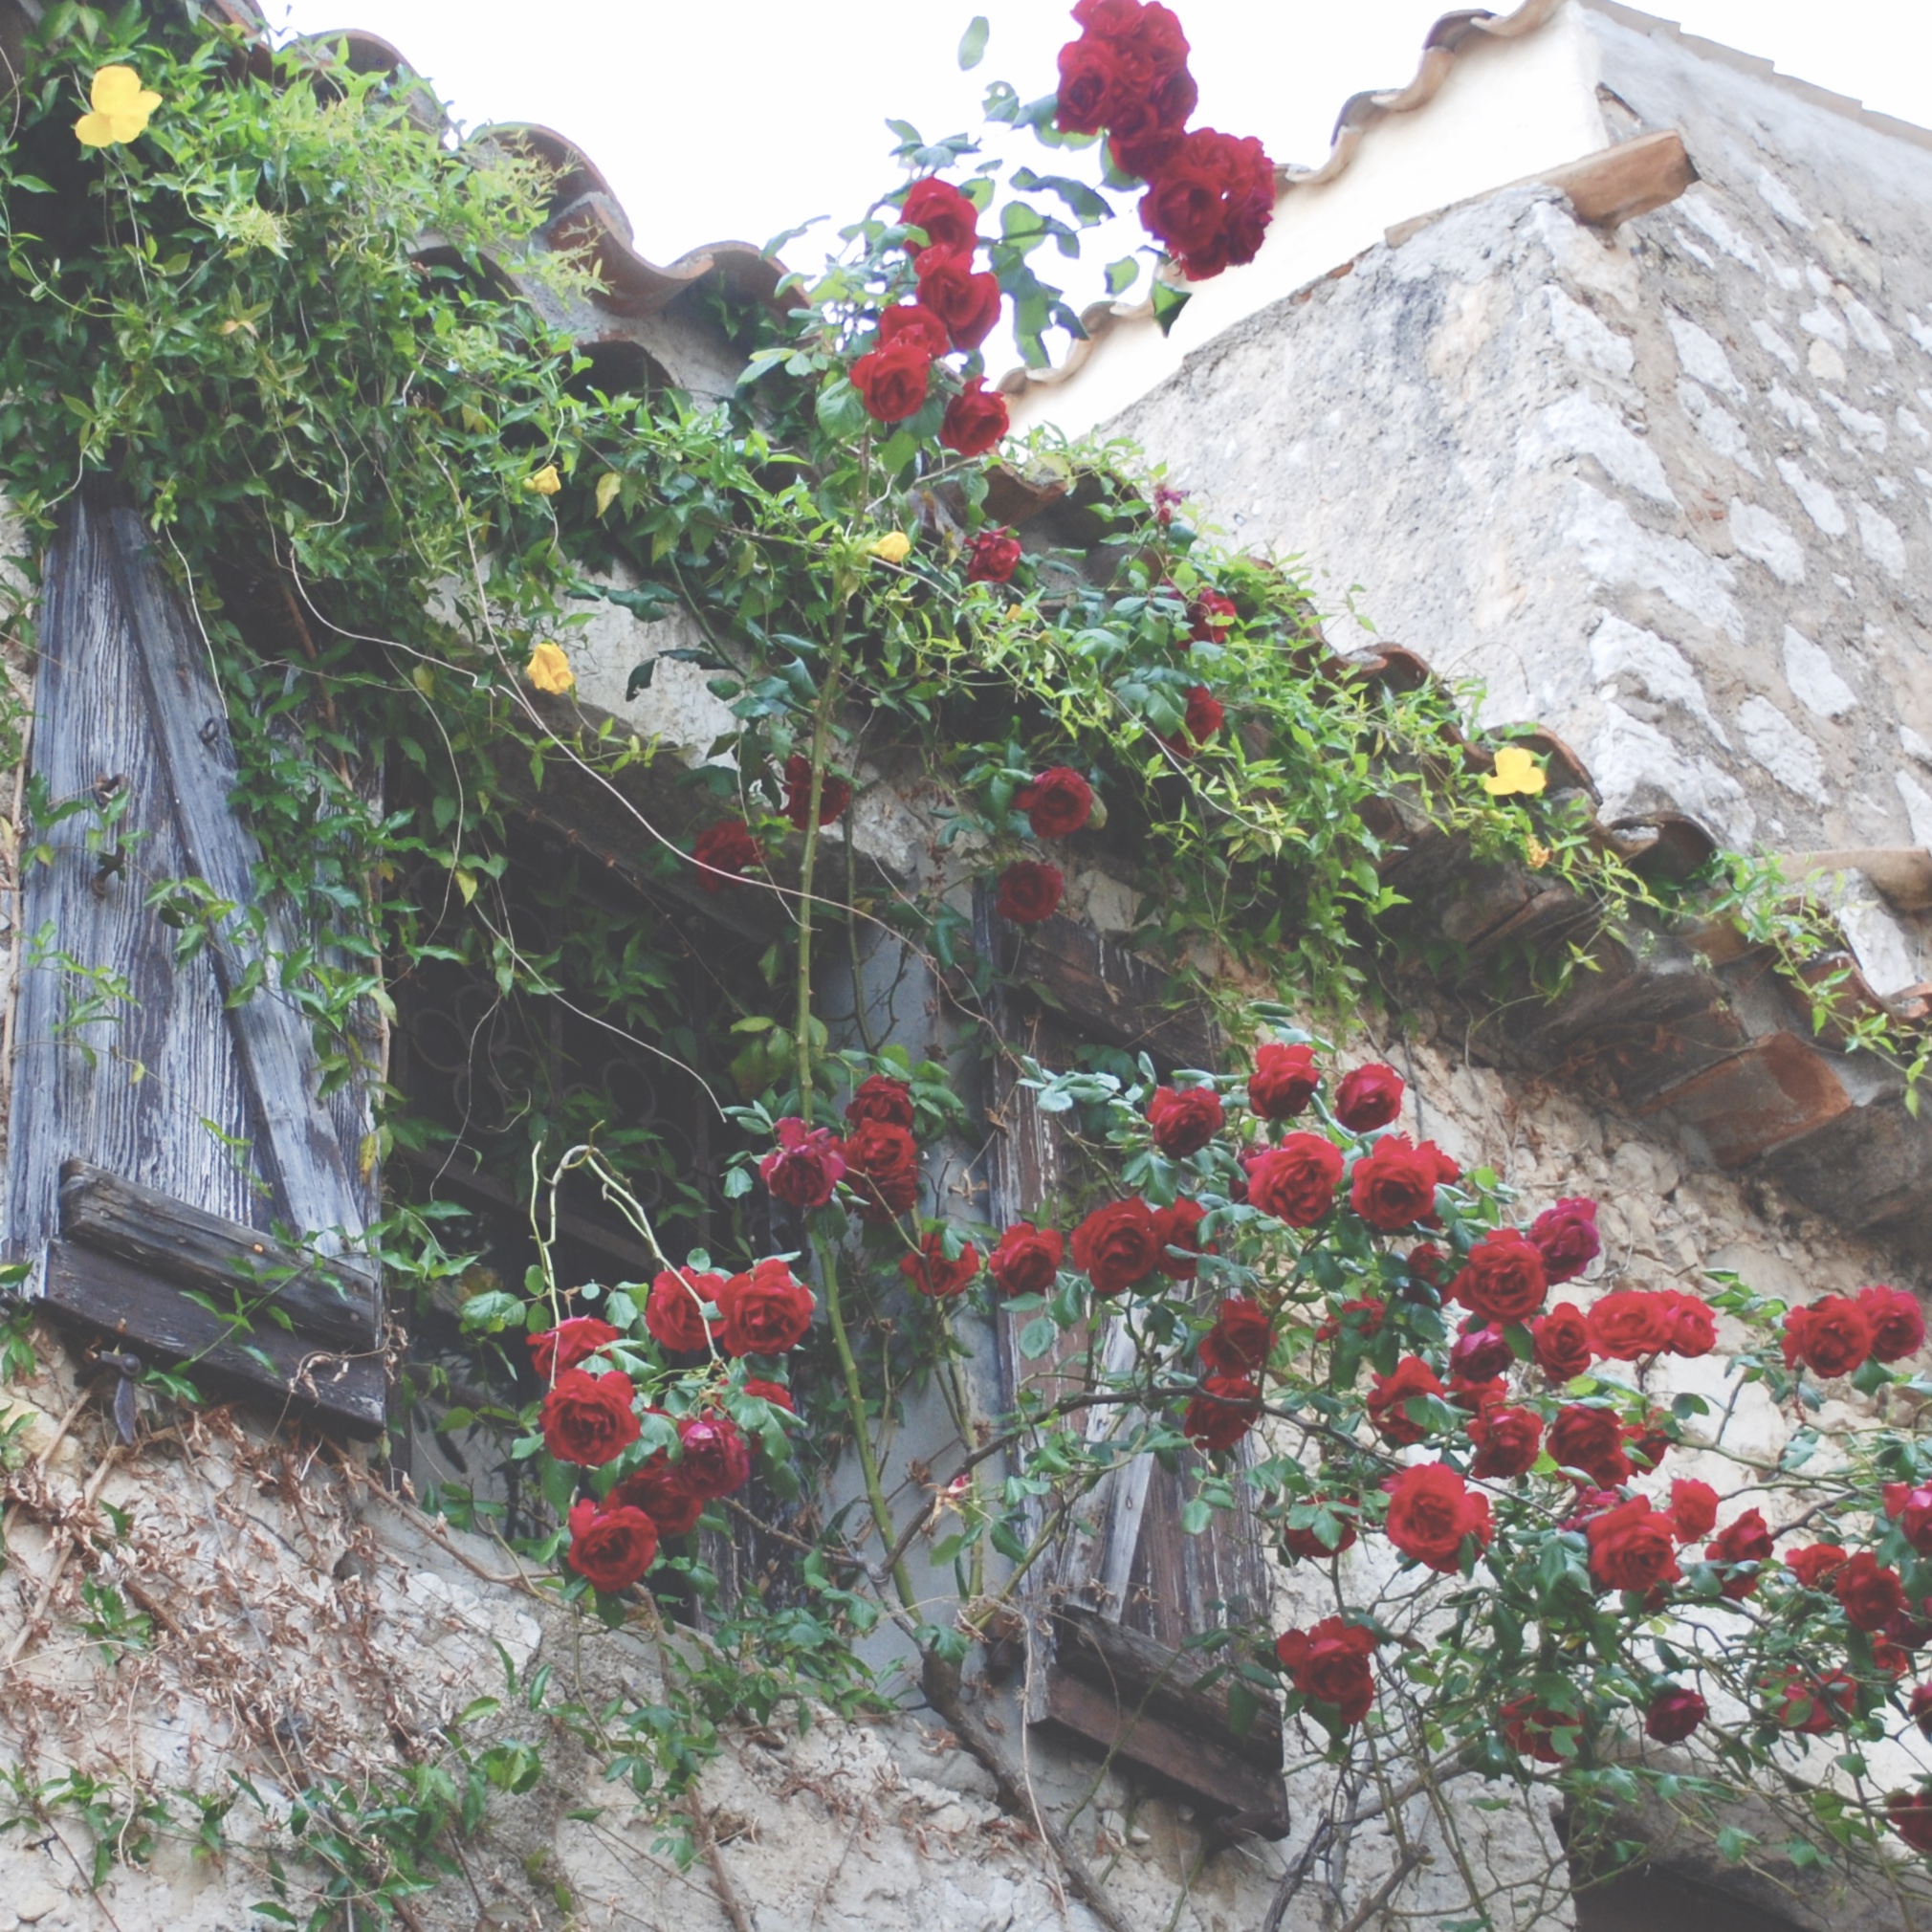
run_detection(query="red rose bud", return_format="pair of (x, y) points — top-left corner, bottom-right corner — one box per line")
(1245, 1133), (1345, 1226)
(1151, 1197), (1210, 1281)
(1247, 1042), (1319, 1119)
(900, 177), (978, 256)
(1274, 1617), (1375, 1723)
(1186, 588), (1237, 644)
(1349, 1133), (1443, 1232)
(677, 1412), (751, 1500)
(1859, 1284), (1925, 1363)
(1784, 1543), (1849, 1590)
(1586, 1496), (1681, 1593)
(1781, 1294), (1873, 1378)
(565, 1500), (659, 1592)
(1382, 1462), (1491, 1573)
(1527, 1197), (1599, 1284)
(1468, 1405), (1542, 1481)
(692, 818), (761, 892)
(614, 1460), (706, 1538)
(1199, 1296), (1272, 1376)
(644, 1272), (719, 1356)
(529, 1315), (620, 1380)
(900, 1232), (981, 1298)
(742, 1377), (795, 1413)
(1177, 686), (1224, 751)
(1183, 1373), (1260, 1453)
(963, 524), (1022, 582)
(1367, 1357), (1445, 1447)
(758, 1117), (846, 1209)
(845, 1074), (915, 1130)
(876, 301), (953, 358)
(988, 1221), (1064, 1297)
(1015, 766), (1094, 839)
(1773, 1667), (1856, 1734)
(1668, 1479), (1719, 1542)
(1071, 1197), (1163, 1295)
(1501, 1695), (1573, 1764)
(942, 380), (1011, 460)
(849, 340), (933, 424)
(1645, 1685), (1706, 1744)
(914, 248), (1002, 350)
(781, 753), (852, 831)
(1315, 1296), (1385, 1344)
(842, 1118), (922, 1222)
(715, 1257), (815, 1357)
(540, 1369), (641, 1468)
(1532, 1303), (1593, 1382)
(994, 860), (1064, 924)
(1138, 127), (1275, 282)
(1333, 1062), (1403, 1131)
(1147, 1083), (1223, 1157)
(1281, 1501), (1358, 1563)
(1836, 1550), (1907, 1631)
(1451, 1229), (1548, 1326)
(1706, 1508), (1775, 1599)
(1450, 1321), (1514, 1384)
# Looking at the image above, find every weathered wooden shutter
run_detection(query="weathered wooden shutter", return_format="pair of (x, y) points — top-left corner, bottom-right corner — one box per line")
(4, 490), (383, 1434)
(981, 907), (1286, 1835)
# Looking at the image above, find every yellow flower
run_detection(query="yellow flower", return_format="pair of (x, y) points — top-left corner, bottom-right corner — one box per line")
(76, 66), (163, 148)
(526, 642), (575, 695)
(1482, 745), (1548, 798)
(866, 532), (912, 563)
(1525, 837), (1552, 869)
(523, 463), (561, 497)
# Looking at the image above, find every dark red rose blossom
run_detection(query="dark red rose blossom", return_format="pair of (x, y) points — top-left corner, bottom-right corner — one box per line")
(1707, 1508), (1775, 1599)
(1587, 1289), (1675, 1362)
(849, 340), (933, 425)
(914, 248), (1002, 350)
(613, 1460), (705, 1537)
(1889, 1789), (1932, 1855)
(742, 1377), (794, 1413)
(1406, 1243), (1444, 1287)
(1888, 1483), (1932, 1556)
(1248, 1042), (1319, 1119)
(1532, 1303), (1593, 1381)
(995, 861), (1064, 924)
(1587, 1496), (1681, 1593)
(1859, 1284), (1925, 1363)
(1108, 77), (1197, 180)
(692, 819), (760, 892)
(540, 1369), (641, 1468)
(1275, 1617), (1375, 1723)
(1448, 1373), (1507, 1416)
(1548, 1405), (1630, 1487)
(845, 1075), (915, 1131)
(1383, 1462), (1491, 1573)
(1054, 33), (1127, 135)
(1527, 1197), (1599, 1284)
(1645, 1686), (1707, 1744)
(1774, 1667), (1857, 1734)
(1452, 1230), (1548, 1326)
(1661, 1289), (1718, 1357)
(1139, 127), (1275, 282)
(1282, 1500), (1359, 1563)
(1669, 1479), (1719, 1542)
(1333, 1063), (1403, 1131)
(758, 1117), (846, 1209)
(645, 1272), (719, 1356)
(1147, 1083), (1223, 1157)
(715, 1258), (815, 1357)
(1469, 1405), (1543, 1481)
(1912, 1686), (1932, 1737)
(1183, 1373), (1260, 1453)
(842, 1118), (922, 1222)
(989, 1222), (1064, 1297)
(1199, 1296), (1271, 1376)
(1502, 1696), (1575, 1765)
(1015, 766), (1094, 839)
(1246, 1133), (1345, 1226)
(529, 1316), (620, 1380)
(565, 1500), (659, 1592)
(943, 379), (1011, 459)
(900, 1233), (981, 1298)
(876, 302), (953, 358)
(781, 753), (853, 832)
(1784, 1543), (1849, 1590)
(1349, 1133), (1442, 1232)
(900, 177), (978, 256)
(1315, 1296), (1386, 1344)
(678, 1412), (751, 1500)
(1164, 684), (1226, 757)
(1151, 1197), (1211, 1281)
(1450, 1321), (1514, 1385)
(1186, 588), (1237, 644)
(1782, 1295), (1873, 1378)
(1367, 1356), (1445, 1447)
(1071, 1197), (1163, 1295)
(1836, 1550), (1907, 1631)
(1072, 0), (1147, 33)
(963, 525), (1022, 583)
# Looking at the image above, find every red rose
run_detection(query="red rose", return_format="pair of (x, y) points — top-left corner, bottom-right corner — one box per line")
(1894, 1602), (1932, 1649)
(1151, 1197), (1211, 1280)
(1275, 1617), (1375, 1723)
(1784, 1543), (1849, 1590)
(1367, 1357), (1445, 1446)
(842, 1118), (922, 1222)
(781, 754), (853, 832)
(1889, 1789), (1932, 1855)
(1532, 1303), (1593, 1381)
(1147, 1083), (1223, 1157)
(1889, 1484), (1932, 1556)
(1071, 1197), (1163, 1295)
(1449, 1321), (1513, 1384)
(1054, 34), (1127, 135)
(1836, 1550), (1906, 1631)
(1707, 1508), (1774, 1599)
(1587, 1496), (1681, 1593)
(1139, 126), (1275, 281)
(989, 1222), (1064, 1297)
(1548, 1405), (1630, 1487)
(900, 177), (978, 256)
(692, 818), (760, 892)
(1315, 1296), (1386, 1344)
(1452, 1230), (1548, 1326)
(565, 1500), (659, 1592)
(964, 524), (1022, 582)
(614, 1460), (707, 1538)
(1645, 1686), (1706, 1744)
(1107, 70), (1197, 180)
(1448, 1374), (1506, 1416)
(1914, 1687), (1932, 1736)
(900, 1232), (981, 1298)
(914, 248), (1002, 350)
(1183, 1373), (1259, 1453)
(742, 1379), (794, 1415)
(1383, 1462), (1491, 1573)
(1333, 1063), (1403, 1131)
(529, 1316), (620, 1380)
(877, 301), (954, 359)
(849, 340), (933, 425)
(846, 1075), (914, 1130)
(1527, 1197), (1599, 1284)
(716, 1258), (815, 1357)
(1245, 1133), (1345, 1226)
(1349, 1133), (1442, 1232)
(1501, 1696), (1574, 1764)
(759, 1117), (847, 1209)
(1773, 1668), (1856, 1734)
(645, 1272), (719, 1356)
(1199, 1296), (1271, 1376)
(942, 379), (1011, 460)
(1859, 1284), (1924, 1363)
(678, 1412), (751, 1500)
(1175, 686), (1224, 751)
(995, 860), (1064, 923)
(1669, 1479), (1719, 1542)
(1015, 766), (1094, 839)
(1469, 1405), (1543, 1481)
(1186, 588), (1236, 644)
(1660, 1289), (1717, 1357)
(1587, 1289), (1675, 1362)
(540, 1369), (641, 1468)
(1282, 1500), (1358, 1563)
(1781, 1295), (1873, 1378)
(1406, 1243), (1445, 1290)
(1248, 1042), (1319, 1119)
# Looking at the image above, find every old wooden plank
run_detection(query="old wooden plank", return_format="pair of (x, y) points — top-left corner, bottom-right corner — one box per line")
(41, 1240), (385, 1437)
(1010, 916), (1217, 1069)
(59, 1160), (378, 1350)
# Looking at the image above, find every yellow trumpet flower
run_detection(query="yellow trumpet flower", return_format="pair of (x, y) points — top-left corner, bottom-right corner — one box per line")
(866, 532), (912, 563)
(76, 66), (163, 148)
(523, 463), (562, 497)
(1482, 745), (1548, 798)
(526, 642), (575, 695)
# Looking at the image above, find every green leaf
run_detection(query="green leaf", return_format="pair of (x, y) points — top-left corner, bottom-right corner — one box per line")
(1151, 282), (1192, 337)
(957, 15), (990, 69)
(1179, 1497), (1212, 1536)
(626, 660), (655, 698)
(1018, 1316), (1058, 1360)
(1105, 256), (1141, 296)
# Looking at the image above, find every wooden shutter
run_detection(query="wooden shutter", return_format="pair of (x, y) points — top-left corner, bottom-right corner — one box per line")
(4, 491), (383, 1435)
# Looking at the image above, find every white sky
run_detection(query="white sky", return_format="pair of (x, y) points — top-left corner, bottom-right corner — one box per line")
(265, 0), (1932, 320)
